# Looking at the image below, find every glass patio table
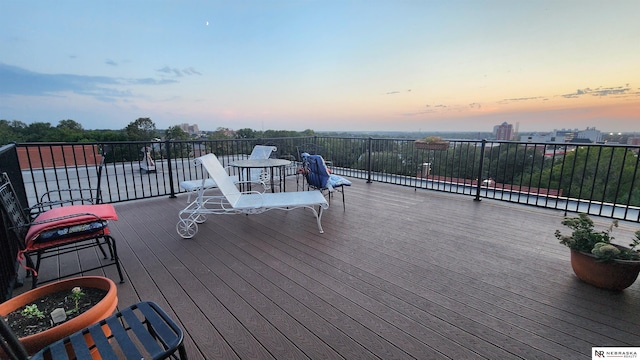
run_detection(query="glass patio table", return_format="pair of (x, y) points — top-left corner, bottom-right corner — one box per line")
(230, 158), (291, 193)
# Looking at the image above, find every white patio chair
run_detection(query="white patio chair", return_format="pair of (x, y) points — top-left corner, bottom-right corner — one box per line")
(176, 153), (329, 239)
(179, 145), (276, 202)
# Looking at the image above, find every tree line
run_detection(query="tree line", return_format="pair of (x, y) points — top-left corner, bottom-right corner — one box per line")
(353, 140), (640, 207)
(4, 118), (637, 207)
(0, 118), (317, 145)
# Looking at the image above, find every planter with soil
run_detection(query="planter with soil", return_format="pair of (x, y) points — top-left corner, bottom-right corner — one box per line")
(414, 136), (450, 151)
(570, 249), (640, 290)
(0, 276), (118, 355)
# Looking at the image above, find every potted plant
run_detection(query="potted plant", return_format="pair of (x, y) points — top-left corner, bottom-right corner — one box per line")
(0, 276), (118, 355)
(414, 136), (450, 151)
(555, 213), (640, 290)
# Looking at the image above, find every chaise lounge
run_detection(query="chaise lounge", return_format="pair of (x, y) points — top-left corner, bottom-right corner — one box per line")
(176, 153), (329, 238)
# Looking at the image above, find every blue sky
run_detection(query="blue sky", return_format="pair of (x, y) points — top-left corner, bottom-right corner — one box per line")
(1, 0), (639, 133)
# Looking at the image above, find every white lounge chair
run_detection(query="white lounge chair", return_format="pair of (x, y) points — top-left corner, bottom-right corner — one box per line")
(176, 153), (329, 238)
(179, 145), (277, 202)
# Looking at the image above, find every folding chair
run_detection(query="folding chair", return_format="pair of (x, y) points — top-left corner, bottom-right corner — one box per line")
(0, 173), (124, 288)
(0, 301), (187, 359)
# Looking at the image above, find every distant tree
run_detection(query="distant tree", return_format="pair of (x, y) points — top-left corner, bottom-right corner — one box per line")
(235, 128), (257, 139)
(8, 120), (27, 129)
(0, 120), (21, 144)
(165, 125), (189, 140)
(85, 129), (128, 142)
(57, 119), (83, 131)
(54, 119), (85, 142)
(263, 129), (299, 138)
(207, 127), (231, 140)
(484, 143), (542, 184)
(547, 147), (640, 206)
(125, 117), (157, 141)
(24, 122), (55, 142)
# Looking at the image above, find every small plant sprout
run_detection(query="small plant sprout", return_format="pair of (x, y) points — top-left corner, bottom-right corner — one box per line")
(21, 304), (45, 319)
(66, 286), (86, 315)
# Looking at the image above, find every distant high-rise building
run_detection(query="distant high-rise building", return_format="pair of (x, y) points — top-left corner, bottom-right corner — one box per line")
(521, 127), (604, 144)
(550, 127), (602, 143)
(627, 136), (640, 146)
(521, 133), (553, 143)
(577, 127), (603, 143)
(493, 122), (514, 140)
(553, 128), (577, 142)
(178, 123), (200, 136)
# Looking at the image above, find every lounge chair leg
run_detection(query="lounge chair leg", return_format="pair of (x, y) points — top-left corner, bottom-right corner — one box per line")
(314, 206), (324, 233)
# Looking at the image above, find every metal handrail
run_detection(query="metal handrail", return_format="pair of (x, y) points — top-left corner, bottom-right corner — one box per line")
(8, 137), (640, 223)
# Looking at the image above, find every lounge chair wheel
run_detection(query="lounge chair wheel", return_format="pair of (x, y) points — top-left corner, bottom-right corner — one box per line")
(193, 213), (207, 224)
(176, 219), (198, 239)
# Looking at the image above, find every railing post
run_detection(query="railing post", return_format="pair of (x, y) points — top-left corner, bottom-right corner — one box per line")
(474, 139), (487, 201)
(367, 137), (372, 183)
(166, 140), (176, 198)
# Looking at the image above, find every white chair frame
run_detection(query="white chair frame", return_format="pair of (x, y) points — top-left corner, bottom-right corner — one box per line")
(176, 154), (329, 239)
(179, 145), (277, 202)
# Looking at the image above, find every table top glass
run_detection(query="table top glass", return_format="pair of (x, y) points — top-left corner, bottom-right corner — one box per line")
(230, 158), (291, 167)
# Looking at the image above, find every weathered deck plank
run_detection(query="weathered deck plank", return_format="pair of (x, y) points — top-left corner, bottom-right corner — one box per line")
(18, 178), (640, 359)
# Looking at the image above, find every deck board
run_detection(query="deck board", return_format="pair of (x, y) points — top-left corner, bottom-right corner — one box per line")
(16, 178), (640, 359)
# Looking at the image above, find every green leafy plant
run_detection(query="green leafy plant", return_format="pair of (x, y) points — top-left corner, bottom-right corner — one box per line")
(414, 136), (450, 151)
(66, 286), (86, 315)
(21, 304), (45, 319)
(555, 213), (640, 262)
(419, 136), (446, 143)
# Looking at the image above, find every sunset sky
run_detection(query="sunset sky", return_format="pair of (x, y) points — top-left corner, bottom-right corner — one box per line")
(1, 0), (639, 133)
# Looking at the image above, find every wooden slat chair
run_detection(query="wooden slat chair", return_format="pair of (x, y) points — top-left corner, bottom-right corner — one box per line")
(0, 301), (188, 359)
(0, 173), (124, 288)
(301, 153), (351, 211)
(176, 153), (329, 238)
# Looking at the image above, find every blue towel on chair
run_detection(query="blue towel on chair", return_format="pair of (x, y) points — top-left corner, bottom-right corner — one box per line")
(328, 174), (352, 190)
(303, 153), (351, 191)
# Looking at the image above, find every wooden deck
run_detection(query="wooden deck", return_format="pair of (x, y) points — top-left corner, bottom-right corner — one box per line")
(18, 178), (640, 359)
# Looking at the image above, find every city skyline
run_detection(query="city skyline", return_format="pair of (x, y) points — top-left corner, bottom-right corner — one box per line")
(1, 1), (639, 133)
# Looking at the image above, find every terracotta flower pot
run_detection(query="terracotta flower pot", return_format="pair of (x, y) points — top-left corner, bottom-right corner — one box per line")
(0, 276), (118, 355)
(570, 249), (640, 290)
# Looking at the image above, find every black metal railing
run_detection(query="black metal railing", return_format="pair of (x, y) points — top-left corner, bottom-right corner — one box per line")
(7, 137), (640, 223)
(0, 144), (25, 301)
